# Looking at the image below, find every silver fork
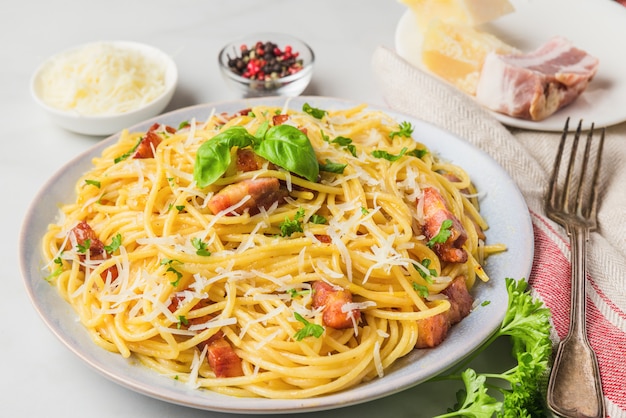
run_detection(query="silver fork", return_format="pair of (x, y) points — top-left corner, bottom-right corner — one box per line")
(545, 118), (605, 418)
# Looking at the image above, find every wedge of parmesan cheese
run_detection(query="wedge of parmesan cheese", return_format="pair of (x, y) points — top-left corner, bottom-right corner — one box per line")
(420, 19), (519, 95)
(400, 0), (514, 29)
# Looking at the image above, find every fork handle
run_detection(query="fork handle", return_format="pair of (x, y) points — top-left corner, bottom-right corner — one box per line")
(546, 227), (605, 418)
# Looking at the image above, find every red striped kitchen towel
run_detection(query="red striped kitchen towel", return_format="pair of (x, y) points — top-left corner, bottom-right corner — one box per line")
(372, 46), (626, 417)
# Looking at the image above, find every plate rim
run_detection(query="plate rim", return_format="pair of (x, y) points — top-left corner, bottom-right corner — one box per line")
(19, 95), (534, 414)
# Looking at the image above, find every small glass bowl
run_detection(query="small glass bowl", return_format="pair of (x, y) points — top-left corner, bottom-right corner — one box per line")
(218, 33), (314, 97)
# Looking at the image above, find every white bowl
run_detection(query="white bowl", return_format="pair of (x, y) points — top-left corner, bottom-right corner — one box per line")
(30, 41), (178, 136)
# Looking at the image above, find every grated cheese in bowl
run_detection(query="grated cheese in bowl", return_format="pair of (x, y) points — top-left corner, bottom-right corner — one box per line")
(31, 41), (177, 136)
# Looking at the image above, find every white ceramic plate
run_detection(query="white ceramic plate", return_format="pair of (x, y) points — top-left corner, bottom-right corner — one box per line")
(395, 0), (626, 131)
(19, 96), (533, 414)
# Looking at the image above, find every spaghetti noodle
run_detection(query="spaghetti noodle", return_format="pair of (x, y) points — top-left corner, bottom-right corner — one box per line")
(42, 102), (505, 398)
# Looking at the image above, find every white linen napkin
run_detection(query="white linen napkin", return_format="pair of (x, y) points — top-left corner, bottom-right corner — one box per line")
(372, 45), (626, 417)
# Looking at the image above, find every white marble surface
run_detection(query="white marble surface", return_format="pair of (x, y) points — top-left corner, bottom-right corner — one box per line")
(1, 1), (512, 417)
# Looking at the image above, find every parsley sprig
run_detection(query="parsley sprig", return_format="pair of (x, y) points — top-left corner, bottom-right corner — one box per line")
(432, 278), (552, 417)
(191, 237), (211, 256)
(427, 219), (453, 247)
(279, 208), (306, 237)
(389, 121), (414, 139)
(293, 312), (324, 341)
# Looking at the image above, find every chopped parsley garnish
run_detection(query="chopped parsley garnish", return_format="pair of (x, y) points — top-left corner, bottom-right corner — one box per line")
(414, 258), (436, 283)
(389, 121), (414, 139)
(372, 147), (408, 162)
(161, 259), (183, 286)
(178, 121), (190, 130)
(85, 179), (101, 188)
(372, 147), (427, 161)
(191, 237), (211, 257)
(322, 132), (357, 157)
(104, 233), (122, 253)
(360, 207), (369, 215)
(176, 315), (188, 329)
(427, 219), (453, 247)
(287, 288), (311, 298)
(412, 282), (429, 298)
(407, 148), (428, 159)
(76, 239), (91, 254)
(302, 103), (327, 119)
(293, 312), (324, 341)
(175, 205), (185, 212)
(46, 256), (64, 281)
(309, 214), (327, 225)
(114, 136), (143, 163)
(319, 159), (347, 174)
(280, 208), (306, 237)
(167, 267), (183, 286)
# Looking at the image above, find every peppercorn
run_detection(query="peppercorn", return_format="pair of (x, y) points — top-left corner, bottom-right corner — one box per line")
(226, 40), (304, 82)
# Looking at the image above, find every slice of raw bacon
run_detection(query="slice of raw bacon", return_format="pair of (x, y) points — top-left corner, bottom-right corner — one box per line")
(475, 36), (599, 121)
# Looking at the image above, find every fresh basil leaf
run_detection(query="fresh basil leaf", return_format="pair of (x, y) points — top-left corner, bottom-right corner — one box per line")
(254, 125), (319, 182)
(254, 121), (270, 141)
(193, 126), (255, 188)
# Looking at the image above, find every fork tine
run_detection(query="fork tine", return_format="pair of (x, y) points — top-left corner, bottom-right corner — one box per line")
(575, 123), (594, 217)
(588, 125), (605, 222)
(548, 117), (570, 211)
(561, 119), (584, 213)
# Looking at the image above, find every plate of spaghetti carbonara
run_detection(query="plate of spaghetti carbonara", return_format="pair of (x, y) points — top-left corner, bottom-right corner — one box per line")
(20, 96), (533, 413)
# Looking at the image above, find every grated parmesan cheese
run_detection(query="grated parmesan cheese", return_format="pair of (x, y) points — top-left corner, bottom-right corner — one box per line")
(38, 42), (167, 116)
(373, 341), (384, 378)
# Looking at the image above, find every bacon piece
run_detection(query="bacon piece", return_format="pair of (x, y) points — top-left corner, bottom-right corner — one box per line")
(312, 281), (360, 329)
(272, 114), (307, 135)
(235, 148), (268, 172)
(67, 221), (104, 255)
(133, 123), (176, 159)
(66, 221), (118, 280)
(441, 275), (474, 325)
(207, 178), (287, 216)
(314, 234), (332, 244)
(273, 114), (290, 126)
(219, 108), (252, 122)
(440, 175), (486, 241)
(421, 187), (468, 263)
(475, 36), (599, 121)
(206, 333), (244, 378)
(415, 275), (474, 348)
(167, 297), (243, 377)
(415, 312), (449, 348)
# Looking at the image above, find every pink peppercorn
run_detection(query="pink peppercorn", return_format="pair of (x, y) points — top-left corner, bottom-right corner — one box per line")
(227, 40), (304, 81)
